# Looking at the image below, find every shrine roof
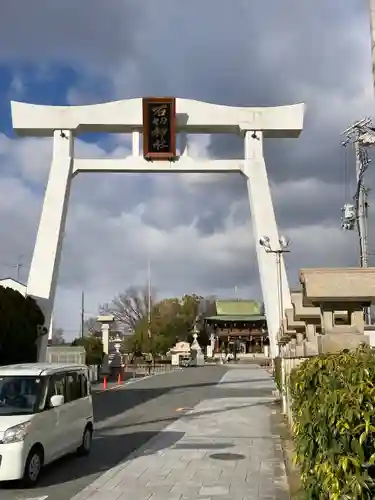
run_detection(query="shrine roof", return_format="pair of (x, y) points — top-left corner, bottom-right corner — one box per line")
(215, 299), (262, 316)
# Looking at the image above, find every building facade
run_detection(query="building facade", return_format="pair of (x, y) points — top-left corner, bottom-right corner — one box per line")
(203, 300), (269, 355)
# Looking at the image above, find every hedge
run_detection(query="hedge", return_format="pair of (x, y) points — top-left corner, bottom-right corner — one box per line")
(289, 346), (375, 499)
(72, 336), (104, 366)
(0, 286), (45, 364)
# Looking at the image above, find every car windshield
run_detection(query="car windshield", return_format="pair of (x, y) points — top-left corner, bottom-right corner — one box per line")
(0, 376), (44, 415)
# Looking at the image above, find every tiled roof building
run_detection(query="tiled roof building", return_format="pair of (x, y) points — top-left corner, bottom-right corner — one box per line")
(203, 299), (269, 355)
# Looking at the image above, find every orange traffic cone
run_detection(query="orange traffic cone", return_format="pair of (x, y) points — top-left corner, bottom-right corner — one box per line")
(103, 376), (107, 390)
(117, 372), (121, 384)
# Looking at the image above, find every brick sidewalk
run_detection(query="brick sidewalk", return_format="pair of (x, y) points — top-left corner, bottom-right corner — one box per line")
(72, 367), (289, 500)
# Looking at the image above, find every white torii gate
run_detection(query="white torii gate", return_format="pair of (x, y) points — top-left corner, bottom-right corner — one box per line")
(11, 97), (304, 361)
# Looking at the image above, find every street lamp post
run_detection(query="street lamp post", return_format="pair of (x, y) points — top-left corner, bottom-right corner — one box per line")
(259, 235), (291, 358)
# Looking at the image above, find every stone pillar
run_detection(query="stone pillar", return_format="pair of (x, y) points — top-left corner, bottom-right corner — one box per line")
(321, 307), (334, 332)
(289, 338), (297, 358)
(299, 268), (373, 353)
(304, 323), (320, 355)
(305, 323), (316, 342)
(318, 304), (369, 353)
(101, 323), (110, 355)
(97, 315), (114, 375)
(280, 344), (285, 358)
(243, 129), (291, 359)
(215, 335), (220, 353)
(295, 332), (305, 357)
(351, 309), (365, 333)
(26, 130), (74, 362)
(287, 342), (293, 358)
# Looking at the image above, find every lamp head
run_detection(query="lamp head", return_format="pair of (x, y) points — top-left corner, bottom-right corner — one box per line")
(259, 236), (270, 248)
(279, 235), (290, 249)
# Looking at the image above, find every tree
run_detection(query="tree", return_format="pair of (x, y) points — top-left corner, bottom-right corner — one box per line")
(100, 286), (156, 332)
(179, 294), (202, 334)
(0, 286), (45, 364)
(83, 317), (100, 336)
(123, 294), (205, 356)
(195, 295), (218, 347)
(72, 336), (104, 365)
(122, 298), (175, 357)
(51, 327), (65, 345)
(155, 294), (202, 343)
(199, 295), (217, 316)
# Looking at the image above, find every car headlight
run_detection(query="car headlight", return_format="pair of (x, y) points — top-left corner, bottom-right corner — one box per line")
(2, 422), (30, 444)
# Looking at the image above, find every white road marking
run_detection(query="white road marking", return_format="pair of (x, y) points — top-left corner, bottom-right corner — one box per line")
(21, 496), (48, 500)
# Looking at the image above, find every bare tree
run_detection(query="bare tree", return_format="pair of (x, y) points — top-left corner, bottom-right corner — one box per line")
(100, 286), (156, 333)
(51, 327), (65, 345)
(84, 317), (100, 336)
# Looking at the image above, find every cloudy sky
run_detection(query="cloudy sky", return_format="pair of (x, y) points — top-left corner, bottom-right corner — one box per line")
(0, 0), (373, 338)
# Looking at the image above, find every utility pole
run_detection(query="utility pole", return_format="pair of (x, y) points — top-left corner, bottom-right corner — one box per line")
(16, 259), (23, 282)
(259, 235), (290, 359)
(147, 259), (151, 339)
(354, 137), (370, 269)
(3, 255), (25, 281)
(339, 1), (375, 323)
(341, 119), (374, 324)
(80, 290), (85, 338)
(369, 0), (375, 91)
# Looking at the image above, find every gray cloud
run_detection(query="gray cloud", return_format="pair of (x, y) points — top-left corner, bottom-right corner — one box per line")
(98, 0), (374, 236)
(0, 0), (141, 68)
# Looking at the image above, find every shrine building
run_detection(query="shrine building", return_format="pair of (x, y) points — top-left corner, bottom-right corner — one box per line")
(203, 299), (269, 355)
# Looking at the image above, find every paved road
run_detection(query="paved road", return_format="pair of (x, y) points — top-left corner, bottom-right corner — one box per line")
(0, 367), (229, 500)
(71, 365), (287, 499)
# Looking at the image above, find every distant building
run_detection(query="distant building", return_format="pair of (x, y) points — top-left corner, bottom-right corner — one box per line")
(202, 299), (269, 354)
(0, 277), (27, 296)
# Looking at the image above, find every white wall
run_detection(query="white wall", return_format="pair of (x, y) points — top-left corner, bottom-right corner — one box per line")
(368, 331), (375, 347)
(0, 278), (27, 296)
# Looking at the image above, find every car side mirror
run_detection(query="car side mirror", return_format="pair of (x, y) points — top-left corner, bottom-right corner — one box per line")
(50, 394), (64, 407)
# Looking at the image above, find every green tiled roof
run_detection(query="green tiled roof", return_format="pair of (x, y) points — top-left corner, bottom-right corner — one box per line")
(215, 300), (261, 316)
(204, 314), (265, 322)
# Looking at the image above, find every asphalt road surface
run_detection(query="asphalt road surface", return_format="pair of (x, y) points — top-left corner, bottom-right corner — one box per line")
(0, 366), (232, 500)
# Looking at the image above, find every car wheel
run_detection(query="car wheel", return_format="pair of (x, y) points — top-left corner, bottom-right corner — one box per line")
(22, 446), (43, 487)
(77, 425), (92, 457)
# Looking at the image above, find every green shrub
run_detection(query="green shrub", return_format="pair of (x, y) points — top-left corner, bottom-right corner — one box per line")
(289, 346), (375, 499)
(72, 336), (104, 366)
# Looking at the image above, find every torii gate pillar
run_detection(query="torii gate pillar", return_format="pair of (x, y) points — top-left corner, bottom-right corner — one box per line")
(11, 98), (304, 361)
